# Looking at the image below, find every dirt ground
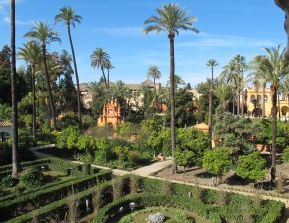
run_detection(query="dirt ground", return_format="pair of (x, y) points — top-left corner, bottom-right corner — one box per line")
(154, 161), (289, 195)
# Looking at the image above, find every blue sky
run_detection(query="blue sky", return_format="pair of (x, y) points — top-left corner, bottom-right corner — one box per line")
(0, 0), (286, 87)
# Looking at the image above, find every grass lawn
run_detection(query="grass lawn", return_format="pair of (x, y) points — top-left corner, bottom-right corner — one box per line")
(115, 207), (210, 223)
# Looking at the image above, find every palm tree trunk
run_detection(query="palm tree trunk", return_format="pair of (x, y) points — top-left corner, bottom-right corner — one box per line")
(271, 88), (277, 184)
(31, 64), (36, 140)
(278, 93), (281, 121)
(262, 83), (266, 118)
(101, 66), (108, 89)
(11, 0), (20, 178)
(237, 87), (240, 116)
(241, 90), (244, 116)
(108, 69), (110, 89)
(42, 46), (57, 130)
(168, 34), (177, 174)
(154, 78), (157, 117)
(67, 26), (82, 129)
(208, 68), (213, 145)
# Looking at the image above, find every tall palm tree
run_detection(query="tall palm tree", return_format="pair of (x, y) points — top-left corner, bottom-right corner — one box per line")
(220, 60), (238, 114)
(147, 65), (161, 115)
(18, 40), (42, 140)
(249, 55), (268, 117)
(91, 47), (110, 89)
(54, 6), (82, 129)
(106, 61), (114, 89)
(251, 45), (289, 183)
(233, 55), (246, 116)
(206, 59), (219, 141)
(10, 0), (20, 177)
(143, 3), (199, 174)
(24, 22), (61, 130)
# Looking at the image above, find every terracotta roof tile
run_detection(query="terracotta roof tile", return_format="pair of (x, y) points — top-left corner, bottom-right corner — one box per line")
(0, 121), (12, 127)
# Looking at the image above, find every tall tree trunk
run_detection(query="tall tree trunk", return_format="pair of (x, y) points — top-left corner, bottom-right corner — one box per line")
(11, 0), (20, 177)
(101, 66), (108, 89)
(208, 68), (213, 146)
(108, 69), (110, 89)
(262, 83), (266, 118)
(42, 45), (57, 130)
(271, 88), (277, 184)
(237, 86), (240, 116)
(31, 64), (36, 140)
(168, 34), (177, 174)
(67, 26), (82, 129)
(241, 89), (244, 116)
(278, 93), (281, 121)
(154, 78), (157, 117)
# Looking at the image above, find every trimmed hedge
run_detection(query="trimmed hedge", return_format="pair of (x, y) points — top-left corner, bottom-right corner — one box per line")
(92, 176), (285, 223)
(0, 170), (112, 221)
(5, 176), (121, 223)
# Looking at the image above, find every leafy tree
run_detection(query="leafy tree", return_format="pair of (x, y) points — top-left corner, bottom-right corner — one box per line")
(24, 21), (61, 129)
(77, 134), (96, 162)
(0, 104), (12, 121)
(56, 126), (80, 150)
(55, 6), (82, 129)
(213, 112), (256, 158)
(87, 80), (109, 119)
(236, 152), (267, 181)
(95, 137), (111, 163)
(202, 147), (232, 181)
(282, 146), (289, 163)
(165, 86), (196, 128)
(174, 150), (196, 178)
(143, 3), (199, 174)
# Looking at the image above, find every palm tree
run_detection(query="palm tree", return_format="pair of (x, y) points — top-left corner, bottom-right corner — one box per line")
(249, 55), (268, 117)
(24, 22), (61, 130)
(106, 61), (114, 89)
(143, 3), (199, 174)
(10, 0), (20, 177)
(147, 65), (161, 115)
(213, 83), (233, 110)
(251, 45), (289, 184)
(220, 60), (238, 114)
(91, 47), (110, 89)
(206, 59), (219, 141)
(18, 40), (42, 140)
(54, 6), (82, 129)
(233, 55), (246, 116)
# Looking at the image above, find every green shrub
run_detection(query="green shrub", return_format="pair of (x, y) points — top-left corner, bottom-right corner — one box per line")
(1, 175), (19, 188)
(20, 170), (44, 187)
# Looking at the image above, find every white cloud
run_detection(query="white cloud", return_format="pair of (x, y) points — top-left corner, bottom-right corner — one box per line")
(177, 33), (279, 48)
(2, 16), (34, 26)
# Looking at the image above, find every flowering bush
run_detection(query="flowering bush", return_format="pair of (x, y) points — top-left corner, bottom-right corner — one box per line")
(147, 212), (165, 223)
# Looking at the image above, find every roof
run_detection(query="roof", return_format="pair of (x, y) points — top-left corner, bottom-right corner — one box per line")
(141, 79), (154, 87)
(194, 122), (209, 132)
(0, 121), (12, 127)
